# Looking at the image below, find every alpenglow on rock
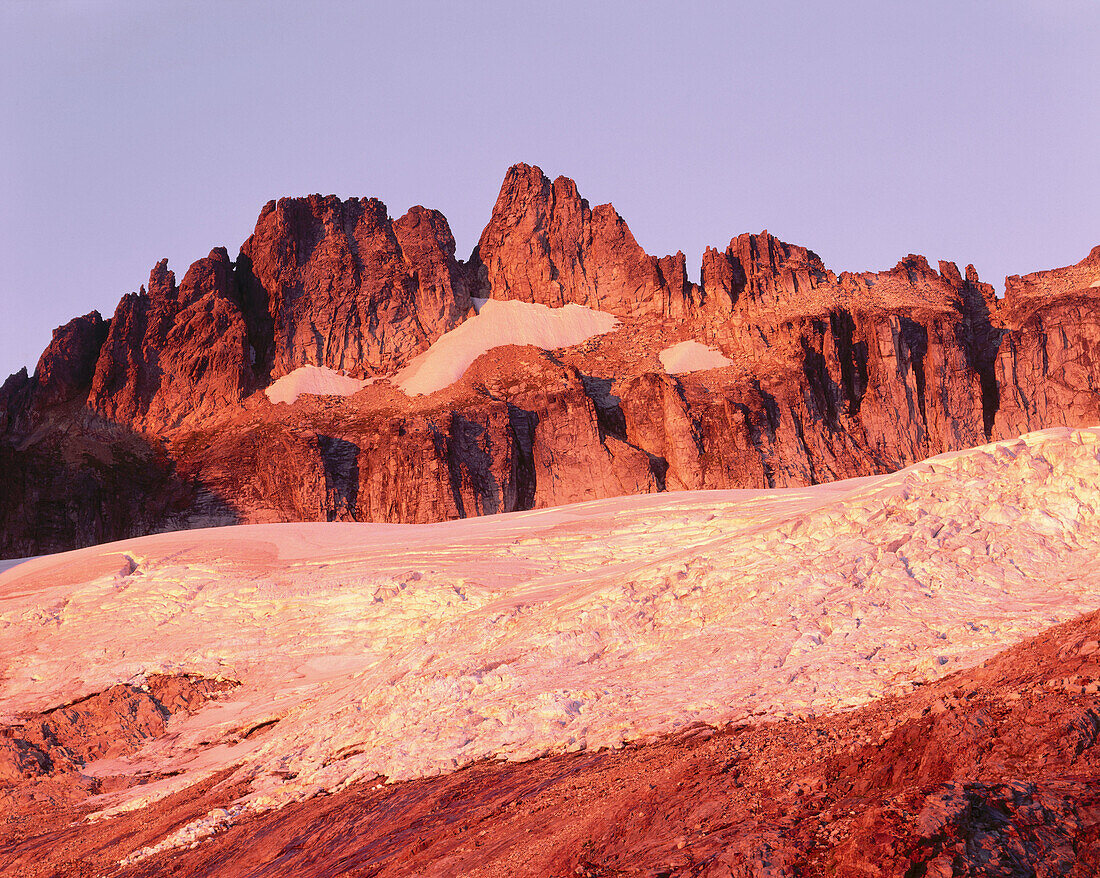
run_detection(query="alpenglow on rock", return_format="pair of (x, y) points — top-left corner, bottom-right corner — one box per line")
(1, 163), (1099, 556)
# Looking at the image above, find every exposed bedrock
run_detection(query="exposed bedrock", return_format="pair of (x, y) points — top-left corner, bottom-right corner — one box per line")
(0, 674), (235, 790)
(1, 163), (1099, 553)
(168, 352), (660, 527)
(993, 246), (1100, 438)
(470, 162), (694, 319)
(0, 418), (199, 558)
(87, 250), (254, 432)
(238, 195), (473, 381)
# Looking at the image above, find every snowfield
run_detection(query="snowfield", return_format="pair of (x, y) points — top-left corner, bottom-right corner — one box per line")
(263, 301), (620, 401)
(2, 427), (1100, 853)
(264, 365), (369, 404)
(659, 340), (734, 374)
(395, 299), (618, 396)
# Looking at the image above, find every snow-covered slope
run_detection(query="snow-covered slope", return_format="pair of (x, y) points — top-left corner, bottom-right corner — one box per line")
(395, 299), (618, 396)
(659, 340), (733, 374)
(3, 427), (1100, 850)
(264, 365), (369, 404)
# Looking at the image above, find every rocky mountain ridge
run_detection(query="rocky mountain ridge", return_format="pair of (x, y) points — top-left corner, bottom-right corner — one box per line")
(1, 162), (1098, 557)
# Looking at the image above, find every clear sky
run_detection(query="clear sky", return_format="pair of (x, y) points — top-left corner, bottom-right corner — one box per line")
(2, 0), (1098, 380)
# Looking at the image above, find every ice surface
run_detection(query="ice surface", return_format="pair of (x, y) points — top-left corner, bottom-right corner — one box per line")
(659, 340), (733, 374)
(264, 365), (369, 404)
(395, 299), (618, 396)
(4, 427), (1100, 852)
(0, 556), (31, 574)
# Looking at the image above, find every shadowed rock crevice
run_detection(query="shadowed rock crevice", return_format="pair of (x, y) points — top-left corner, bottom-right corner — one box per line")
(445, 414), (504, 517)
(579, 374), (627, 442)
(979, 351), (1002, 440)
(830, 310), (869, 416)
(317, 435), (360, 521)
(233, 250), (276, 387)
(645, 452), (669, 491)
(801, 335), (839, 427)
(506, 404), (538, 512)
(951, 266), (1004, 441)
(898, 316), (929, 430)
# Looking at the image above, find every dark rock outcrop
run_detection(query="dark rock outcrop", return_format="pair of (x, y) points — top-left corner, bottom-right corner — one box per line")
(31, 311), (110, 413)
(0, 312), (108, 435)
(0, 420), (197, 559)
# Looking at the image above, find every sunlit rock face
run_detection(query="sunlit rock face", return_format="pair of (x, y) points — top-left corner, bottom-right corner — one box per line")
(1, 157), (1098, 869)
(993, 245), (1100, 438)
(88, 250), (254, 432)
(0, 164), (1098, 559)
(469, 162), (693, 318)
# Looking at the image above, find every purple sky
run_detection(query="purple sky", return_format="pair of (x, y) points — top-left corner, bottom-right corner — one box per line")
(3, 0), (1098, 380)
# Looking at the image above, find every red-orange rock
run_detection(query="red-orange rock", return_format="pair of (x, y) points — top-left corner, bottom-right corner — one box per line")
(88, 249), (253, 432)
(0, 167), (1099, 559)
(472, 163), (693, 318)
(699, 230), (834, 317)
(237, 195), (472, 381)
(31, 311), (109, 412)
(993, 246), (1100, 438)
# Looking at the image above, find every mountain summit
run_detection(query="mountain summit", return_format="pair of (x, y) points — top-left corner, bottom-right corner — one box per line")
(1, 164), (1098, 557)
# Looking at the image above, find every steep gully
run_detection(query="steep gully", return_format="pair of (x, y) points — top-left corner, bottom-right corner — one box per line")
(1, 163), (1099, 557)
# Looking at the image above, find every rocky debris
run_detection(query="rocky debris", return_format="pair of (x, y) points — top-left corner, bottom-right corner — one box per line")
(238, 195), (472, 381)
(0, 675), (236, 786)
(1, 164), (1099, 556)
(6, 608), (1100, 876)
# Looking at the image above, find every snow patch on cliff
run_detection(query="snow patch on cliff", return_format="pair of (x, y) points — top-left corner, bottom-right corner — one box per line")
(660, 340), (733, 374)
(265, 365), (369, 405)
(396, 299), (618, 396)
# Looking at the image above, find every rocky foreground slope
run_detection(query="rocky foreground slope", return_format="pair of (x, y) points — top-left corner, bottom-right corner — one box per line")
(1, 163), (1099, 557)
(2, 427), (1100, 875)
(7, 611), (1099, 877)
